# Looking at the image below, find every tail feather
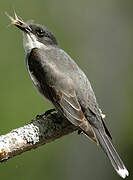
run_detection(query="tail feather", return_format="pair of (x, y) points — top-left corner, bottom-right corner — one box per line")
(93, 127), (129, 179)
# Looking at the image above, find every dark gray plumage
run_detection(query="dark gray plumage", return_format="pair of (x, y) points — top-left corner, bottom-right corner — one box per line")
(6, 13), (129, 179)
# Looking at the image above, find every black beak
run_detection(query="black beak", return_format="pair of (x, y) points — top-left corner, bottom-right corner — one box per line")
(5, 11), (32, 33)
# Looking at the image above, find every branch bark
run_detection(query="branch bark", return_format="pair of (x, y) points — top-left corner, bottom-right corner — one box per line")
(0, 110), (78, 162)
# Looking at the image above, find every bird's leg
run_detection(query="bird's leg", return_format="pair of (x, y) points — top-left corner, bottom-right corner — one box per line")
(36, 108), (56, 119)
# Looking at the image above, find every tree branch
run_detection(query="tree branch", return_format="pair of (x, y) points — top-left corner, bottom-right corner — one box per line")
(0, 110), (78, 162)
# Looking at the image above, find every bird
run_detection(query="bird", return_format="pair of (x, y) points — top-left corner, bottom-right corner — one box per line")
(6, 12), (129, 178)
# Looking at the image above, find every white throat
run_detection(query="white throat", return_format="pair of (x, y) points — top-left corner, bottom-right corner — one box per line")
(23, 32), (48, 54)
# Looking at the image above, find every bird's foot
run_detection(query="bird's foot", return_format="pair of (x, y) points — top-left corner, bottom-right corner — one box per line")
(44, 108), (56, 116)
(36, 108), (56, 120)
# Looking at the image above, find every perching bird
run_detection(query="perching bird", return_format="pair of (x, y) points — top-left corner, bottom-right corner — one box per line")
(6, 12), (129, 178)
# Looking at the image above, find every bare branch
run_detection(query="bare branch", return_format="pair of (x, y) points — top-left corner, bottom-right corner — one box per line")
(0, 111), (78, 162)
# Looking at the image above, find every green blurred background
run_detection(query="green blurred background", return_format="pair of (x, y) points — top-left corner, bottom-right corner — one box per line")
(0, 0), (132, 179)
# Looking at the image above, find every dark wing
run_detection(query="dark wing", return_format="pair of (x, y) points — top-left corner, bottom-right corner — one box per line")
(48, 78), (98, 144)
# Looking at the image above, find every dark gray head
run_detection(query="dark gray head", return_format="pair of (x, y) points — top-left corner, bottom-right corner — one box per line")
(22, 23), (58, 53)
(28, 23), (58, 46)
(5, 12), (58, 53)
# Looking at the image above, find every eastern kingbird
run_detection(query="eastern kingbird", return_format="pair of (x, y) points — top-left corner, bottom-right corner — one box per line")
(6, 12), (129, 178)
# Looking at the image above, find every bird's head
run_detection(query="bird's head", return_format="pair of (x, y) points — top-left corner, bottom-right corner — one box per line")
(6, 12), (58, 53)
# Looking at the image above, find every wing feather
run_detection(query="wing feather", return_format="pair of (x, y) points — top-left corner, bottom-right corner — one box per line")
(49, 85), (98, 144)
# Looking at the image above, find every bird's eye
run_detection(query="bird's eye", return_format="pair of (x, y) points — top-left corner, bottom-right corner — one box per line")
(36, 28), (45, 37)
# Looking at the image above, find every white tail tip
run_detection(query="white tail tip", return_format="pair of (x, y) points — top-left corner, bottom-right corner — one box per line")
(117, 167), (129, 178)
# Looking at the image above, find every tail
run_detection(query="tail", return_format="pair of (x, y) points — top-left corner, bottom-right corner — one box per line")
(93, 127), (129, 178)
